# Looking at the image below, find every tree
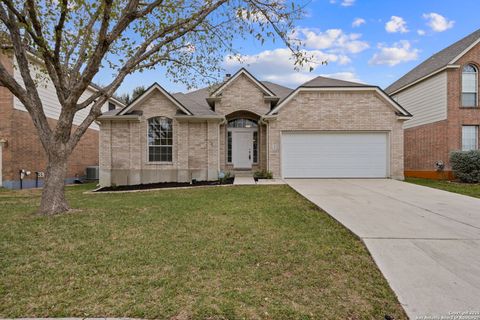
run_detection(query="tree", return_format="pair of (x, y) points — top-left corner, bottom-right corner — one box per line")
(119, 85), (147, 104)
(0, 0), (308, 215)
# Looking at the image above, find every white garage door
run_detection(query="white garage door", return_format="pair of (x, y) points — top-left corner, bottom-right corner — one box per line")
(282, 132), (388, 178)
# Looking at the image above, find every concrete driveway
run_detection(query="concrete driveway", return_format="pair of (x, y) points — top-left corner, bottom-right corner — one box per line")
(287, 179), (480, 319)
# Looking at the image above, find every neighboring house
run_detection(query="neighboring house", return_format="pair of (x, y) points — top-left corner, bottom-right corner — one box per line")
(0, 49), (124, 189)
(98, 68), (411, 187)
(386, 28), (480, 179)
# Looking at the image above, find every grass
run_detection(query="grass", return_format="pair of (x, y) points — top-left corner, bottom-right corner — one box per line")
(406, 177), (480, 199)
(0, 184), (406, 319)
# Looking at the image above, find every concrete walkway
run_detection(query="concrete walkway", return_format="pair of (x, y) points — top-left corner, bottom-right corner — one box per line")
(287, 179), (480, 319)
(233, 176), (256, 185)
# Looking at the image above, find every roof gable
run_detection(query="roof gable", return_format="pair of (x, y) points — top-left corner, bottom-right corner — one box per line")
(268, 85), (412, 117)
(210, 68), (276, 97)
(386, 28), (480, 94)
(118, 83), (192, 116)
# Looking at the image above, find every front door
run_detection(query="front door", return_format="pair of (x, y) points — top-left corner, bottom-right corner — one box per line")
(233, 131), (253, 169)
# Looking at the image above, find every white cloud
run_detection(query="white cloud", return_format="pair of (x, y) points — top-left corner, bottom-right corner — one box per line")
(352, 18), (366, 28)
(341, 0), (355, 6)
(295, 28), (369, 54)
(385, 16), (409, 33)
(417, 29), (426, 36)
(369, 40), (419, 66)
(330, 0), (355, 7)
(223, 48), (359, 87)
(423, 13), (454, 32)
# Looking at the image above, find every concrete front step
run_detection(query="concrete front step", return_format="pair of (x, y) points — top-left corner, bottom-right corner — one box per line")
(233, 170), (253, 177)
(233, 176), (256, 185)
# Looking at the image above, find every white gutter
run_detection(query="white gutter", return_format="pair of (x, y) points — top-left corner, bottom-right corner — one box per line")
(97, 115), (141, 121)
(174, 115), (225, 122)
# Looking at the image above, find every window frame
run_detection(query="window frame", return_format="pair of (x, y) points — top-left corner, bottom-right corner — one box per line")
(461, 125), (479, 151)
(147, 116), (174, 163)
(461, 64), (478, 108)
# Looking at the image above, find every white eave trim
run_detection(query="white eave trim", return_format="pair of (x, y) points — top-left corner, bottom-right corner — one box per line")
(97, 115), (141, 121)
(269, 87), (412, 117)
(389, 65), (460, 95)
(211, 69), (276, 97)
(450, 38), (480, 64)
(119, 83), (192, 116)
(174, 115), (225, 122)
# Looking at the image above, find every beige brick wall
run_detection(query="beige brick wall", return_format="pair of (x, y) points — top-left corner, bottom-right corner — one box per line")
(215, 73), (270, 171)
(100, 78), (407, 185)
(267, 91), (405, 180)
(99, 90), (219, 187)
(215, 73), (271, 116)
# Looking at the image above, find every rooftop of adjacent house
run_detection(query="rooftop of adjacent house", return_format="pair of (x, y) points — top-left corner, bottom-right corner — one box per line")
(385, 28), (480, 94)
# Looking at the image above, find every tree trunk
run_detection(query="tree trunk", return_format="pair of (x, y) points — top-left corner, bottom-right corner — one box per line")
(38, 153), (70, 215)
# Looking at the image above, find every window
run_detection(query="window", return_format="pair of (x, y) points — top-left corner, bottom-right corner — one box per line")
(253, 131), (258, 163)
(227, 131), (232, 163)
(108, 102), (116, 111)
(227, 118), (258, 128)
(148, 117), (173, 162)
(462, 126), (478, 151)
(462, 64), (477, 107)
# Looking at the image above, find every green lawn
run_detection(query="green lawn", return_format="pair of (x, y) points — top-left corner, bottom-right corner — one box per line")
(406, 178), (480, 198)
(0, 184), (406, 319)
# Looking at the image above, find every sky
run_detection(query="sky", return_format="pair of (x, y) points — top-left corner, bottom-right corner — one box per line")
(108, 0), (480, 95)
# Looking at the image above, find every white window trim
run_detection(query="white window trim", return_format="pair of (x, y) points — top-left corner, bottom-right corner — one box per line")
(146, 117), (174, 164)
(461, 64), (478, 108)
(461, 125), (479, 151)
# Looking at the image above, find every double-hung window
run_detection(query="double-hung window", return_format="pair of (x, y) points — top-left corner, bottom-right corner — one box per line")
(462, 64), (478, 107)
(462, 125), (478, 151)
(148, 117), (173, 162)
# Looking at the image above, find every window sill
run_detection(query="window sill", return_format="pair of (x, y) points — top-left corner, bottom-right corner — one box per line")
(145, 162), (174, 165)
(460, 106), (479, 109)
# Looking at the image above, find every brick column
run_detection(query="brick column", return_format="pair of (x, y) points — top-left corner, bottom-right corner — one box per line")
(99, 121), (112, 186)
(207, 121), (219, 180)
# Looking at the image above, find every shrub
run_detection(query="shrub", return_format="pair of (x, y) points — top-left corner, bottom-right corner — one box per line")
(450, 150), (480, 183)
(219, 171), (232, 184)
(253, 169), (273, 179)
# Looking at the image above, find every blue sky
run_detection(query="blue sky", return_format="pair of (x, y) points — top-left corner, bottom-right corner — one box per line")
(110, 0), (480, 95)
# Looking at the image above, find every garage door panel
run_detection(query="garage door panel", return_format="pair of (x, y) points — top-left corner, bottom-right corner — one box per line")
(282, 132), (388, 178)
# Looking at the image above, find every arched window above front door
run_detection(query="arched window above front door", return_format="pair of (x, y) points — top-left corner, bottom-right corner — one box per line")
(227, 118), (258, 128)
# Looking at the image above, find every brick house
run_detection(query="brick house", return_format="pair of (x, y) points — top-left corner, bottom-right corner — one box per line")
(98, 68), (411, 187)
(386, 28), (480, 179)
(0, 49), (124, 189)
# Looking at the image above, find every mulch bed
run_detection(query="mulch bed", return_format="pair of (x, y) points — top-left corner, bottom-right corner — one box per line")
(95, 178), (234, 192)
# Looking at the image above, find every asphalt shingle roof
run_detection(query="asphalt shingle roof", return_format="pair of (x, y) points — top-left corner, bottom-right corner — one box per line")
(169, 81), (293, 116)
(385, 28), (480, 94)
(300, 76), (371, 88)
